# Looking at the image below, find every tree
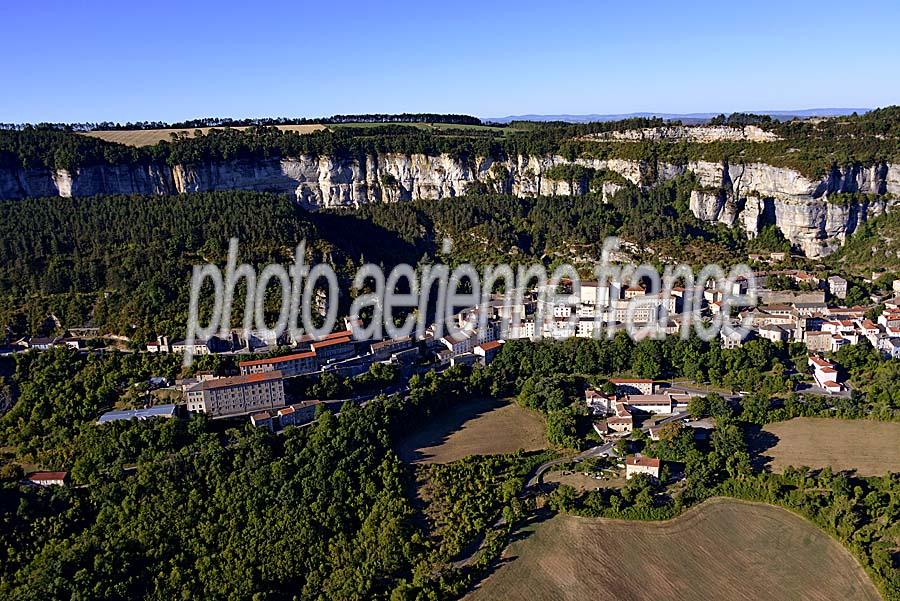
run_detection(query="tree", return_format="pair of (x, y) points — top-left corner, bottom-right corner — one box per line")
(548, 484), (577, 512)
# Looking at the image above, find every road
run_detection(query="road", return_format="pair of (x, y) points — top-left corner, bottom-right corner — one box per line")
(526, 409), (689, 488)
(527, 441), (615, 487)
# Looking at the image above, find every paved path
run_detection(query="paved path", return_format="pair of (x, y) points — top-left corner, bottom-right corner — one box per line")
(527, 441), (615, 487)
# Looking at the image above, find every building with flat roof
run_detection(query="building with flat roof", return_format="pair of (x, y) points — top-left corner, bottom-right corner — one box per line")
(97, 404), (178, 424)
(185, 371), (285, 418)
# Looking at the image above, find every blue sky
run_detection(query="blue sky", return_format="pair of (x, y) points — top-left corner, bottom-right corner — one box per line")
(3, 0), (899, 123)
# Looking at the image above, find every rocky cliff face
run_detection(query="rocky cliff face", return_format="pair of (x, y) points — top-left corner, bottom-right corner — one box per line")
(1, 153), (896, 258)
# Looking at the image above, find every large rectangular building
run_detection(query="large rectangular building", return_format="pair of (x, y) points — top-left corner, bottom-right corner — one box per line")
(185, 371), (286, 417)
(239, 351), (318, 378)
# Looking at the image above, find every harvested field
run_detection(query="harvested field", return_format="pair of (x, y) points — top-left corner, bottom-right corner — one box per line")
(757, 417), (900, 475)
(468, 498), (880, 601)
(81, 124), (325, 146)
(542, 470), (625, 492)
(396, 398), (546, 464)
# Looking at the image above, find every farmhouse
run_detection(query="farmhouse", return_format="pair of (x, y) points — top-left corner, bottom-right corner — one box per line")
(625, 455), (661, 480)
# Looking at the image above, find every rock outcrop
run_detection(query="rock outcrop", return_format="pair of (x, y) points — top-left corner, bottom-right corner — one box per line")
(1, 153), (896, 258)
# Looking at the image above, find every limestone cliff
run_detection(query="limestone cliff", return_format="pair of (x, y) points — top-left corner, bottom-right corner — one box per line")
(1, 153), (896, 258)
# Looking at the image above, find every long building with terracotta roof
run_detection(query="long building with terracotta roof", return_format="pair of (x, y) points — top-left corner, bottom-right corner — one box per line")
(239, 351), (318, 377)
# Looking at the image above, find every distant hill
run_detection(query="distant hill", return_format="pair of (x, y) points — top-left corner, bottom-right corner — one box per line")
(486, 108), (871, 124)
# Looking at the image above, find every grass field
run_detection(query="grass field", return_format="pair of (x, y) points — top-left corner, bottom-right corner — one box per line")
(756, 417), (900, 476)
(542, 470), (625, 492)
(82, 121), (506, 147)
(467, 498), (881, 601)
(81, 124), (326, 146)
(396, 398), (546, 464)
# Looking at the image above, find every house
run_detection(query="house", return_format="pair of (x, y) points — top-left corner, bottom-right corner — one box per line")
(803, 330), (833, 353)
(146, 335), (171, 353)
(879, 337), (900, 359)
(27, 336), (57, 351)
(609, 378), (655, 395)
(440, 330), (476, 355)
(625, 455), (661, 480)
(171, 336), (232, 356)
(473, 340), (503, 364)
(250, 411), (275, 432)
(827, 276), (848, 300)
(584, 389), (616, 415)
(25, 471), (68, 486)
(604, 415), (634, 435)
(793, 302), (828, 318)
(288, 399), (322, 424)
(606, 403), (634, 433)
(758, 324), (788, 343)
(390, 347), (420, 365)
(720, 328), (746, 349)
(808, 355), (843, 393)
(61, 338), (87, 350)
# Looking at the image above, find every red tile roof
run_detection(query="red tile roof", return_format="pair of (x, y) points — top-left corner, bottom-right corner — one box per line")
(239, 351), (315, 368)
(311, 336), (352, 349)
(193, 370), (283, 390)
(27, 471), (68, 481)
(297, 330), (354, 343)
(477, 340), (503, 351)
(626, 456), (661, 468)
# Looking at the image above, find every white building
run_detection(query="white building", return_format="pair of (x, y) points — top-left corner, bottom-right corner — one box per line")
(625, 455), (661, 480)
(827, 276), (848, 300)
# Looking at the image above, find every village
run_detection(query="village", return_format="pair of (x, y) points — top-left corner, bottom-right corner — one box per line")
(9, 263), (900, 492)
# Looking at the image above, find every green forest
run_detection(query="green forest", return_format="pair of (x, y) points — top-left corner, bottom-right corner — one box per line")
(1, 334), (898, 599)
(0, 182), (779, 343)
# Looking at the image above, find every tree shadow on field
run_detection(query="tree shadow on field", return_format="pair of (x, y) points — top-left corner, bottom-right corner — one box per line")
(395, 397), (508, 463)
(745, 423), (780, 472)
(458, 506), (556, 596)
